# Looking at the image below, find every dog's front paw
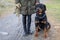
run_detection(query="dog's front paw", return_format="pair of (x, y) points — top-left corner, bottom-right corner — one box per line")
(35, 33), (39, 37)
(44, 33), (48, 38)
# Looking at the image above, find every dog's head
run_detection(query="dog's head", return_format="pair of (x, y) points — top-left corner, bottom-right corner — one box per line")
(35, 4), (46, 14)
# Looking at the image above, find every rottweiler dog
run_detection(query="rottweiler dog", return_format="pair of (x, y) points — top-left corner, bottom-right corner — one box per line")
(35, 3), (51, 38)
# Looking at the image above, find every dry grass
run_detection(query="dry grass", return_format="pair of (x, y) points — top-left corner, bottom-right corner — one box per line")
(0, 0), (15, 17)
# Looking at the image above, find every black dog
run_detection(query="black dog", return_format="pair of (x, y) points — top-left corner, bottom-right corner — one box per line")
(35, 3), (51, 38)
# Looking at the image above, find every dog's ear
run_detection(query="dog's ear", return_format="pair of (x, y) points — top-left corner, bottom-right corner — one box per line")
(43, 4), (46, 11)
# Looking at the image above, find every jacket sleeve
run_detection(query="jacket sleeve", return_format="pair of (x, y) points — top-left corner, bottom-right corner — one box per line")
(15, 0), (20, 4)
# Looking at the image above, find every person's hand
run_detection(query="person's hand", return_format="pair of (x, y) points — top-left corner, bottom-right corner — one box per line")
(16, 3), (21, 8)
(36, 2), (40, 5)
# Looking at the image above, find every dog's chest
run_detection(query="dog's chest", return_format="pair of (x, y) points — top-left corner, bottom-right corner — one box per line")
(37, 13), (44, 17)
(36, 13), (46, 19)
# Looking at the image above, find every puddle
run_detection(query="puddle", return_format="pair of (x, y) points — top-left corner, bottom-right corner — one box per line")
(0, 31), (9, 35)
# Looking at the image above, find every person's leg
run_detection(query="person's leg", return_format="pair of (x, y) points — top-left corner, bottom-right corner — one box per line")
(22, 15), (27, 34)
(27, 15), (31, 34)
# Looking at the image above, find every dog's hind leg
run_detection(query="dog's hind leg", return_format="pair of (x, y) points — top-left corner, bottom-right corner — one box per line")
(44, 27), (48, 38)
(43, 21), (48, 38)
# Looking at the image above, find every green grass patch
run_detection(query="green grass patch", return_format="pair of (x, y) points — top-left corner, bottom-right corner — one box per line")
(0, 0), (15, 15)
(46, 0), (60, 22)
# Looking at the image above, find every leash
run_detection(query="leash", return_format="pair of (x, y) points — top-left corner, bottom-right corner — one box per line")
(14, 11), (20, 27)
(17, 14), (21, 27)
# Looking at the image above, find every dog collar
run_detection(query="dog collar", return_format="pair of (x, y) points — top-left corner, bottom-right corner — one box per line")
(39, 14), (46, 19)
